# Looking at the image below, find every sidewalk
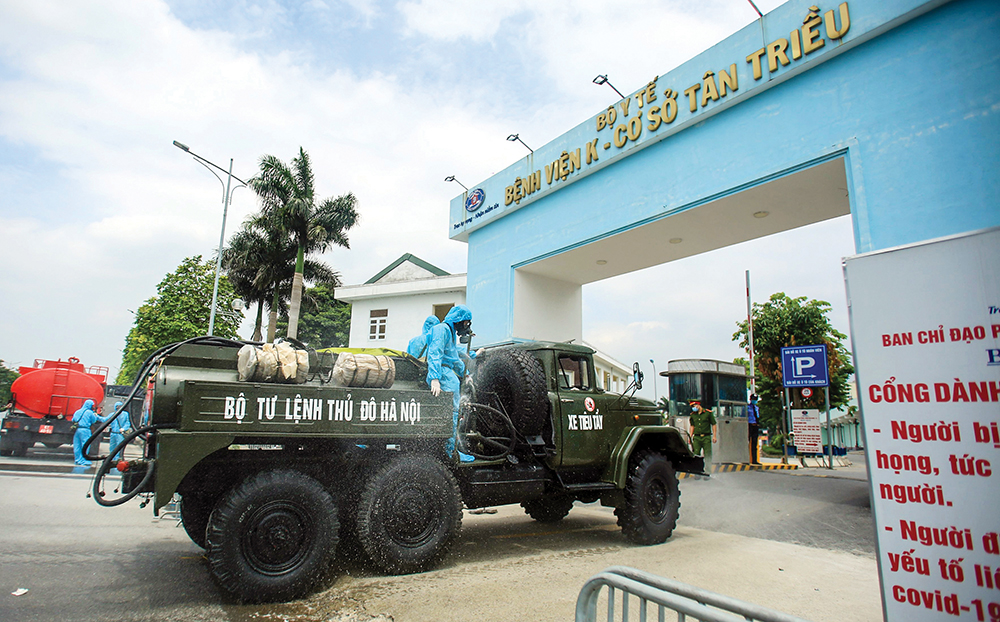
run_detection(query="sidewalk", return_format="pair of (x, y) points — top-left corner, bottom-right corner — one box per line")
(678, 450), (870, 481)
(0, 440), (142, 478)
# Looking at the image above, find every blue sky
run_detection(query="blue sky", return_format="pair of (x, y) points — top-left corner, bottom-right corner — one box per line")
(0, 0), (857, 398)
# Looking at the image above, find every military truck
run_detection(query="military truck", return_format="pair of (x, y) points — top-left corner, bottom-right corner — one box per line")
(90, 336), (704, 602)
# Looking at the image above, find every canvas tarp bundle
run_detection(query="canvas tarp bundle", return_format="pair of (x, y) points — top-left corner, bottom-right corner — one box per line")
(237, 343), (310, 383)
(331, 353), (395, 388)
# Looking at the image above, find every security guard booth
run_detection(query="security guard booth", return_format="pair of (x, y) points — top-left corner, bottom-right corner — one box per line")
(661, 360), (749, 464)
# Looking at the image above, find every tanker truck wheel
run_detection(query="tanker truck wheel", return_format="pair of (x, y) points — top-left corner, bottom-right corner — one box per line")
(475, 348), (548, 437)
(614, 450), (680, 545)
(205, 469), (339, 603)
(1, 439), (29, 457)
(354, 455), (462, 575)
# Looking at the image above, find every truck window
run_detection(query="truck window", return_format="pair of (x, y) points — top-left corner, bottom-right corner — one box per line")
(557, 354), (591, 391)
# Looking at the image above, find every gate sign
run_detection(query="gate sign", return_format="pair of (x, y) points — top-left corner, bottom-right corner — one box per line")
(781, 345), (829, 387)
(844, 228), (1000, 622)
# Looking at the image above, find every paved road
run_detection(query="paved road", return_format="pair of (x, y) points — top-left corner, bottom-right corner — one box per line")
(678, 468), (875, 556)
(0, 453), (879, 622)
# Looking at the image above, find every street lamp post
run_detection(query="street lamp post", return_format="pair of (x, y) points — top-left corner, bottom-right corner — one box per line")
(172, 141), (248, 336)
(650, 359), (658, 404)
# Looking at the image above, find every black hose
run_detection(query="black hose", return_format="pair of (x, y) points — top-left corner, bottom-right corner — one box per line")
(91, 424), (173, 507)
(82, 335), (246, 462)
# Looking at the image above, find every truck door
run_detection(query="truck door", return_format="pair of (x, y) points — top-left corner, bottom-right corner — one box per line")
(554, 352), (613, 468)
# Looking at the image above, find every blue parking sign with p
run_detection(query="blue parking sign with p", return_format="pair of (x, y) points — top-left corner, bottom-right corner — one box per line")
(781, 345), (829, 387)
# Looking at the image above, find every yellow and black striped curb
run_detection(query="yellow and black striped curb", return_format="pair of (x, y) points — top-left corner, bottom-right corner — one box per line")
(678, 463), (798, 478)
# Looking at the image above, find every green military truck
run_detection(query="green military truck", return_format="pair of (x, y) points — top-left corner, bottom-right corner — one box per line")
(91, 337), (704, 602)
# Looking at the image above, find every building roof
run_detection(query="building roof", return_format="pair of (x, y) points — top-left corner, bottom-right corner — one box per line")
(365, 253), (449, 284)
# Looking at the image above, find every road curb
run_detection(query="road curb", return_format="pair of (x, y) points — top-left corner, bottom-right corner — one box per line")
(0, 461), (96, 475)
(678, 462), (798, 478)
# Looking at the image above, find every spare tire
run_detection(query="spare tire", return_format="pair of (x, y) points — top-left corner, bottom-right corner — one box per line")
(475, 348), (548, 437)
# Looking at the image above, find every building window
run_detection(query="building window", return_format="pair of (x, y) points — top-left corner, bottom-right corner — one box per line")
(433, 303), (454, 322)
(369, 309), (387, 340)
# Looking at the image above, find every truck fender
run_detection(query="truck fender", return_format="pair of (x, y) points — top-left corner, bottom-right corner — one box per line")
(154, 431), (235, 514)
(603, 426), (705, 486)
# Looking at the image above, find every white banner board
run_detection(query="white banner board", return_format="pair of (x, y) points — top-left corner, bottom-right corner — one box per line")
(792, 409), (823, 453)
(844, 228), (1000, 622)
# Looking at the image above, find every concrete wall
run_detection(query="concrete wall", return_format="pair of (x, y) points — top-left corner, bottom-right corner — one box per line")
(346, 290), (466, 351)
(458, 0), (1000, 347)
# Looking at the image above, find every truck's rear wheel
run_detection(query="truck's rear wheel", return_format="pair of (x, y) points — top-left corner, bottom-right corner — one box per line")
(180, 494), (213, 549)
(475, 348), (547, 437)
(615, 450), (680, 545)
(205, 470), (338, 602)
(355, 455), (462, 575)
(521, 495), (574, 523)
(1, 440), (29, 457)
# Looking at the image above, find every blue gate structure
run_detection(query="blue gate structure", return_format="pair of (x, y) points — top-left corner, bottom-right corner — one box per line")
(576, 566), (813, 622)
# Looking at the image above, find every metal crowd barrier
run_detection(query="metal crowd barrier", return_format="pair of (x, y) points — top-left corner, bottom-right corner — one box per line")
(575, 566), (814, 622)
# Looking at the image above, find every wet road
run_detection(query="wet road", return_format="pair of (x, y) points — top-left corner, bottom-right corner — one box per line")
(0, 449), (875, 621)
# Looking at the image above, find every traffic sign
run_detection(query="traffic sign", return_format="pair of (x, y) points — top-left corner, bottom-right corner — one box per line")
(780, 345), (829, 387)
(801, 387), (813, 398)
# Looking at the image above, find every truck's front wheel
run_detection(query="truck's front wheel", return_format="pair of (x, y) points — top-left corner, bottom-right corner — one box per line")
(615, 450), (680, 545)
(205, 470), (339, 602)
(355, 455), (462, 575)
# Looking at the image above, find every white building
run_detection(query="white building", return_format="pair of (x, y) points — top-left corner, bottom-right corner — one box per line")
(335, 254), (632, 392)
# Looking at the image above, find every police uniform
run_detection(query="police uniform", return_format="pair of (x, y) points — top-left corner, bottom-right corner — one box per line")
(747, 397), (761, 465)
(689, 403), (716, 465)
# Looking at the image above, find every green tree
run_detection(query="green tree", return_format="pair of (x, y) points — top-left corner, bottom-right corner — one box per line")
(222, 215), (344, 343)
(249, 147), (359, 340)
(221, 215), (298, 342)
(117, 256), (242, 383)
(732, 292), (854, 435)
(275, 284), (351, 348)
(0, 360), (20, 405)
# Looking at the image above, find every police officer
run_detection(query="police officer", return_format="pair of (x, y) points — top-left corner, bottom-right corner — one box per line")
(688, 400), (717, 467)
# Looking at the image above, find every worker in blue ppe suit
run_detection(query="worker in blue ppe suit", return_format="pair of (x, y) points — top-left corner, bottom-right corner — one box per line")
(108, 401), (131, 462)
(407, 316), (440, 359)
(424, 305), (477, 462)
(71, 399), (106, 467)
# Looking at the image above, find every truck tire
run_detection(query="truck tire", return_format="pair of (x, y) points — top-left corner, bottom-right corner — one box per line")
(180, 494), (213, 549)
(521, 495), (574, 523)
(355, 455), (462, 575)
(1, 441), (29, 457)
(476, 348), (548, 437)
(205, 470), (339, 602)
(615, 450), (680, 545)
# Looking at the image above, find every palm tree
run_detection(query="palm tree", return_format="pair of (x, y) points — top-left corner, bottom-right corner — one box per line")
(249, 148), (359, 339)
(221, 218), (286, 341)
(221, 214), (342, 341)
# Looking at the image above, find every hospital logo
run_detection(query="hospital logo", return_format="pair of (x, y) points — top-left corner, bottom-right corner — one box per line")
(465, 188), (486, 212)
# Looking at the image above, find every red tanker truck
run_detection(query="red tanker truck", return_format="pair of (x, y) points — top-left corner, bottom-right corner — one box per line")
(0, 357), (108, 457)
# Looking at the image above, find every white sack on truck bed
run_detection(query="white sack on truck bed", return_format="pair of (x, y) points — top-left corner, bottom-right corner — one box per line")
(237, 343), (309, 383)
(331, 353), (395, 388)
